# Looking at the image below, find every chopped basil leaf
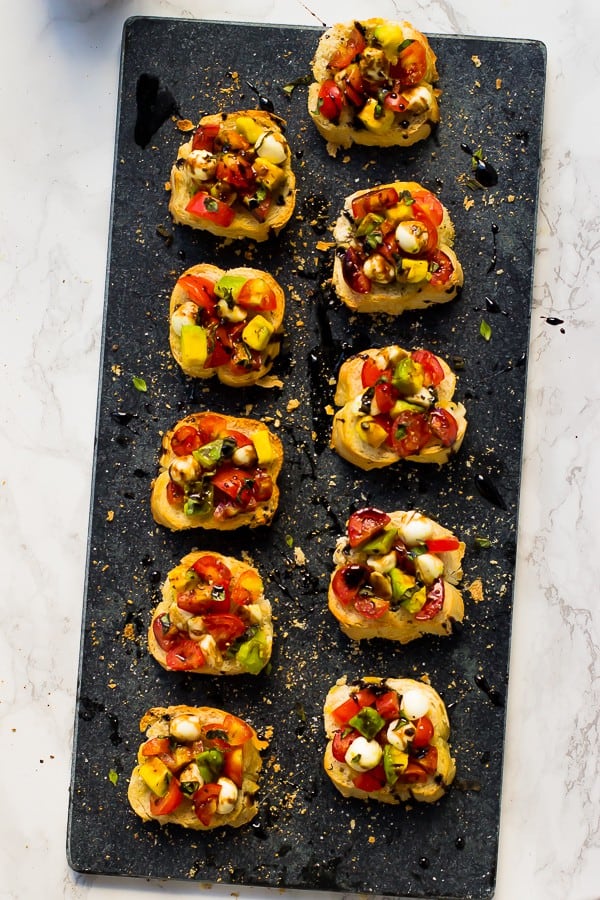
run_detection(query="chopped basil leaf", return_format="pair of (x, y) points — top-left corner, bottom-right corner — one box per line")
(108, 769), (118, 785)
(132, 376), (147, 392)
(480, 319), (492, 341)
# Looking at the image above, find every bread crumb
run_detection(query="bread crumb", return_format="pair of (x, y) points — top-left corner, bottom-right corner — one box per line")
(467, 578), (485, 602)
(496, 78), (502, 89)
(463, 197), (475, 211)
(286, 398), (300, 412)
(176, 118), (195, 132)
(106, 510), (115, 522)
(293, 546), (307, 566)
(471, 55), (482, 67)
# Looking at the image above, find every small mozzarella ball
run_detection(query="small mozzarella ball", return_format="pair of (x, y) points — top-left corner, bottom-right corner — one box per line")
(387, 719), (415, 751)
(395, 220), (431, 255)
(186, 149), (217, 180)
(231, 443), (258, 468)
(403, 84), (434, 114)
(401, 688), (430, 721)
(169, 713), (203, 742)
(414, 552), (445, 585)
(363, 253), (396, 284)
(398, 514), (433, 546)
(169, 455), (201, 486)
(196, 633), (222, 668)
(344, 736), (383, 772)
(216, 777), (239, 814)
(256, 132), (286, 164)
(367, 549), (397, 574)
(171, 301), (199, 337)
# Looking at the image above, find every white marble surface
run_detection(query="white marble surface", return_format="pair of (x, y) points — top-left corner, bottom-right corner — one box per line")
(1, 0), (599, 898)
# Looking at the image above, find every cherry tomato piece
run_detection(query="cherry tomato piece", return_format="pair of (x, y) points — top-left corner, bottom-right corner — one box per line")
(428, 407), (458, 447)
(411, 190), (444, 228)
(375, 691), (401, 721)
(141, 737), (172, 757)
(351, 186), (399, 221)
(191, 555), (232, 588)
(414, 579), (445, 621)
(374, 380), (399, 414)
(331, 729), (359, 762)
(412, 716), (435, 749)
(166, 480), (184, 507)
(428, 250), (455, 286)
(149, 776), (183, 816)
(216, 154), (255, 191)
(202, 613), (247, 650)
(342, 246), (372, 294)
(426, 537), (460, 553)
(177, 274), (217, 311)
(411, 349), (444, 386)
(389, 410), (431, 457)
(328, 26), (367, 70)
(354, 595), (390, 619)
(397, 760), (429, 783)
(151, 615), (180, 651)
(331, 564), (370, 605)
(212, 467), (256, 507)
(389, 39), (427, 87)
(165, 638), (206, 671)
(236, 277), (277, 310)
(222, 746), (244, 788)
(170, 424), (202, 457)
(193, 783), (221, 826)
(415, 745), (439, 774)
(191, 122), (219, 152)
(347, 507), (391, 547)
(361, 358), (390, 388)
(352, 765), (386, 792)
(317, 79), (344, 123)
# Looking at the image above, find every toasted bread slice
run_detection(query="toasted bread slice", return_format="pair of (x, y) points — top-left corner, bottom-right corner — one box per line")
(169, 110), (296, 241)
(332, 181), (463, 314)
(150, 411), (283, 531)
(148, 551), (273, 675)
(324, 676), (456, 803)
(331, 345), (467, 470)
(309, 19), (439, 156)
(128, 705), (267, 829)
(169, 263), (285, 386)
(328, 507), (465, 643)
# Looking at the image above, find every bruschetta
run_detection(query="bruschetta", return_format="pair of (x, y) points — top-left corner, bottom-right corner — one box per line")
(331, 345), (467, 470)
(149, 551), (273, 675)
(150, 411), (283, 531)
(324, 676), (456, 803)
(169, 264), (285, 386)
(169, 110), (296, 241)
(127, 705), (267, 829)
(328, 506), (465, 643)
(332, 181), (463, 314)
(308, 18), (439, 156)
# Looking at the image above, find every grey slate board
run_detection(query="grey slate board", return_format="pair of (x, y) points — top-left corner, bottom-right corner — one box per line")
(67, 16), (546, 899)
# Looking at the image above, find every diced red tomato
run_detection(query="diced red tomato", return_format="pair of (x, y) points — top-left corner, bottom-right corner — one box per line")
(202, 613), (247, 650)
(141, 737), (171, 757)
(230, 569), (263, 606)
(331, 564), (370, 605)
(251, 470), (273, 502)
(331, 688), (377, 726)
(360, 357), (389, 388)
(331, 729), (359, 763)
(327, 25), (366, 70)
(411, 190), (444, 228)
(222, 746), (244, 787)
(177, 274), (217, 310)
(177, 587), (229, 615)
(412, 716), (435, 749)
(428, 407), (458, 447)
(352, 764), (386, 792)
(375, 691), (401, 721)
(151, 615), (180, 651)
(212, 467), (255, 507)
(170, 424), (202, 456)
(389, 39), (427, 87)
(165, 638), (206, 671)
(317, 79), (344, 123)
(428, 250), (455, 286)
(149, 776), (183, 815)
(354, 595), (390, 619)
(347, 507), (391, 547)
(351, 186), (399, 222)
(194, 413), (228, 444)
(383, 88), (409, 113)
(342, 63), (366, 107)
(414, 579), (445, 621)
(206, 325), (234, 368)
(186, 191), (235, 227)
(191, 122), (220, 152)
(389, 410), (431, 457)
(374, 380), (398, 414)
(411, 349), (444, 386)
(221, 714), (254, 746)
(342, 246), (371, 294)
(236, 277), (277, 310)
(193, 782), (221, 826)
(426, 537), (460, 553)
(190, 555), (232, 588)
(216, 153), (255, 191)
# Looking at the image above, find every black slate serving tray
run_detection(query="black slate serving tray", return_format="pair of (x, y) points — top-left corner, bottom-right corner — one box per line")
(67, 16), (546, 900)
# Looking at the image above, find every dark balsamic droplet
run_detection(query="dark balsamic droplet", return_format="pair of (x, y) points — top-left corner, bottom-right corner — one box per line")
(487, 223), (499, 273)
(455, 836), (465, 850)
(475, 673), (505, 707)
(419, 857), (430, 869)
(544, 316), (564, 326)
(247, 81), (274, 112)
(461, 142), (499, 187)
(474, 474), (507, 510)
(111, 411), (135, 425)
(485, 296), (501, 314)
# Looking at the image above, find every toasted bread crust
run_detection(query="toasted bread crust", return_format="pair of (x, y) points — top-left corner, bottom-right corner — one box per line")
(148, 551), (273, 675)
(169, 263), (285, 386)
(328, 508), (465, 643)
(309, 19), (439, 155)
(331, 345), (467, 470)
(127, 705), (267, 829)
(169, 110), (296, 241)
(323, 677), (456, 803)
(332, 181), (463, 315)
(150, 412), (284, 531)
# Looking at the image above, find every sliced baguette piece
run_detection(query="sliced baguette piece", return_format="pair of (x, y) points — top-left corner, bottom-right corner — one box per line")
(128, 705), (267, 829)
(323, 676), (456, 803)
